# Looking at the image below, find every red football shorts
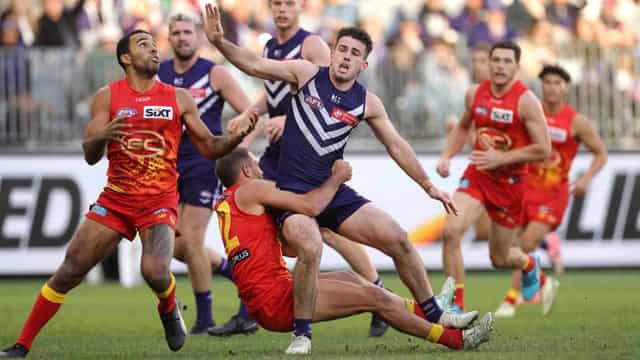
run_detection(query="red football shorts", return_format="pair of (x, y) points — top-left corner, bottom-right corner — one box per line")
(523, 183), (570, 230)
(244, 279), (294, 332)
(456, 166), (526, 228)
(85, 189), (178, 240)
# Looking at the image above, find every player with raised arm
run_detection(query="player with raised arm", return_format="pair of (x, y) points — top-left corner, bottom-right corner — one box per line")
(157, 13), (258, 335)
(0, 29), (254, 358)
(437, 42), (551, 313)
(212, 148), (494, 353)
(495, 64), (607, 318)
(203, 3), (478, 354)
(221, 0), (388, 338)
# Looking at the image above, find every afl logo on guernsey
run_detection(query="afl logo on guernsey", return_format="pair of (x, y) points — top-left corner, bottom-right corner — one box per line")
(116, 108), (137, 118)
(490, 108), (514, 124)
(121, 130), (166, 158)
(143, 106), (173, 120)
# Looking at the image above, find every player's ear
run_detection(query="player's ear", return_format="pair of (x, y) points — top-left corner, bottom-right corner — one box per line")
(121, 53), (133, 67)
(240, 161), (252, 178)
(361, 60), (368, 71)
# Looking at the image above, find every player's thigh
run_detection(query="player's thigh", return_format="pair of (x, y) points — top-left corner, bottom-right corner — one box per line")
(176, 203), (212, 245)
(318, 270), (367, 285)
(488, 221), (519, 259)
(443, 191), (485, 241)
(281, 214), (323, 254)
(519, 221), (551, 253)
(313, 279), (378, 322)
(140, 223), (176, 260)
(336, 203), (406, 253)
(62, 218), (122, 273)
(474, 210), (491, 240)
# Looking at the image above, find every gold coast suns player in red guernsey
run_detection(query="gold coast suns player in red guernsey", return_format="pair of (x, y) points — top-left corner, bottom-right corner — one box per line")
(0, 30), (254, 359)
(437, 42), (551, 313)
(494, 64), (607, 318)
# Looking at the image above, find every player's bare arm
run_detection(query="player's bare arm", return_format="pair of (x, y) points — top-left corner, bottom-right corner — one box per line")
(571, 113), (608, 197)
(211, 65), (251, 114)
(301, 35), (331, 66)
(437, 85), (478, 177)
(471, 91), (551, 170)
(235, 160), (352, 216)
(82, 86), (131, 165)
(203, 3), (316, 88)
(177, 88), (256, 159)
(365, 91), (458, 215)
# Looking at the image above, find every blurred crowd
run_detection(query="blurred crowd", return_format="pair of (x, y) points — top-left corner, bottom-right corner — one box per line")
(1, 0), (640, 147)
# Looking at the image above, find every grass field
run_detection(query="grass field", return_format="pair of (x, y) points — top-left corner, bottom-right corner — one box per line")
(1, 271), (639, 359)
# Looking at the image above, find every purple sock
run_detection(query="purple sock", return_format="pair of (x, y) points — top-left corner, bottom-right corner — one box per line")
(294, 319), (312, 339)
(215, 258), (233, 280)
(373, 277), (384, 288)
(236, 302), (252, 320)
(194, 291), (214, 327)
(419, 296), (443, 323)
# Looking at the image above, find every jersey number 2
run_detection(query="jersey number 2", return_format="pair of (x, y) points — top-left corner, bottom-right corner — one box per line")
(215, 201), (239, 255)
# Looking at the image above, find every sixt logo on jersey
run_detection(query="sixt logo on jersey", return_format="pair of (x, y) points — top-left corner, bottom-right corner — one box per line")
(143, 106), (173, 120)
(304, 94), (323, 110)
(116, 108), (137, 118)
(490, 107), (513, 124)
(548, 126), (568, 143)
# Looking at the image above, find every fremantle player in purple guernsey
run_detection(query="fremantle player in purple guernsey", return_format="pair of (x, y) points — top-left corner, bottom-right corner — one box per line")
(157, 13), (257, 336)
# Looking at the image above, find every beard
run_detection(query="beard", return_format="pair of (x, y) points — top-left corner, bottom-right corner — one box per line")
(133, 60), (159, 78)
(174, 47), (196, 61)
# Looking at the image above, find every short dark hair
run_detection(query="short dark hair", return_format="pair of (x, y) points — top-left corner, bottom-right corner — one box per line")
(335, 27), (373, 58)
(116, 29), (151, 70)
(538, 64), (571, 83)
(489, 41), (521, 63)
(471, 42), (491, 55)
(215, 148), (251, 188)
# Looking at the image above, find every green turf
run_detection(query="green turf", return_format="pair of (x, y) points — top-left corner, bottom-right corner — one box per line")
(1, 271), (638, 359)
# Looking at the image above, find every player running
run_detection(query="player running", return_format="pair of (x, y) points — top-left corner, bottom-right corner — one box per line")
(213, 148), (494, 353)
(221, 0), (388, 338)
(0, 30), (254, 358)
(157, 13), (258, 335)
(203, 4), (478, 354)
(437, 42), (551, 313)
(495, 64), (607, 318)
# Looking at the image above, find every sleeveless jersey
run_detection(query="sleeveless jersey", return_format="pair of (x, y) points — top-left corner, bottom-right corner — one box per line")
(158, 58), (225, 167)
(106, 79), (182, 195)
(214, 183), (290, 307)
(528, 104), (579, 190)
(471, 80), (532, 179)
(277, 67), (366, 192)
(261, 29), (311, 168)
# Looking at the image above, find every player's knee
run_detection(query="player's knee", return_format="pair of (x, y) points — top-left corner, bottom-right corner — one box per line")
(442, 222), (464, 246)
(141, 258), (171, 283)
(519, 235), (538, 253)
(489, 252), (509, 268)
(296, 238), (323, 263)
(367, 285), (393, 312)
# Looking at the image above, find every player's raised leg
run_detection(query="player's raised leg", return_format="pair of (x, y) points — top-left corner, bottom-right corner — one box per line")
(0, 219), (121, 358)
(320, 228), (389, 337)
(140, 224), (186, 352)
(281, 214), (323, 354)
(337, 203), (478, 329)
(441, 192), (485, 312)
(312, 271), (494, 351)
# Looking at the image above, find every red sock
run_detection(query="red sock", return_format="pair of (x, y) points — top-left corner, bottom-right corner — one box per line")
(503, 288), (519, 305)
(157, 274), (177, 315)
(453, 286), (464, 311)
(438, 328), (464, 349)
(16, 284), (65, 350)
(426, 324), (463, 350)
(540, 273), (547, 287)
(523, 255), (536, 273)
(406, 299), (427, 320)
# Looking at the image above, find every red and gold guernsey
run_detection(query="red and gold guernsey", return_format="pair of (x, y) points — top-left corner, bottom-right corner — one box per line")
(528, 104), (579, 191)
(106, 79), (182, 195)
(471, 79), (532, 180)
(214, 184), (291, 310)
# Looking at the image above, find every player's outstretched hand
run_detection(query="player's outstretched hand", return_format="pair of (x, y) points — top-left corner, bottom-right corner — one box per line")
(436, 157), (451, 177)
(100, 114), (131, 146)
(236, 111), (258, 138)
(332, 160), (352, 183)
(427, 186), (458, 215)
(204, 3), (224, 45)
(265, 115), (286, 142)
